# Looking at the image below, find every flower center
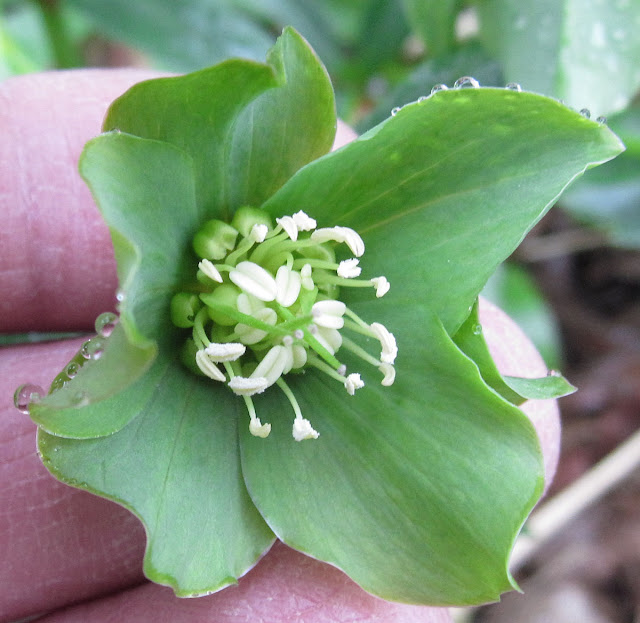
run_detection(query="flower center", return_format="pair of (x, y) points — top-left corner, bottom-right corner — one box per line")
(170, 207), (396, 441)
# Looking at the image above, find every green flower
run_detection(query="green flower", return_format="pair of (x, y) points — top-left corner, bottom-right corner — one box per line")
(21, 28), (622, 606)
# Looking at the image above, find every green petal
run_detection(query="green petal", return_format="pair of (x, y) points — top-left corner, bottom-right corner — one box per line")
(226, 27), (336, 208)
(263, 88), (624, 334)
(453, 301), (575, 405)
(30, 133), (198, 436)
(102, 28), (335, 218)
(38, 366), (275, 595)
(240, 305), (543, 605)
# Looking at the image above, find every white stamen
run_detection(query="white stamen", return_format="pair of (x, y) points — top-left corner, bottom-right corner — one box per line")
(301, 263), (314, 290)
(294, 329), (304, 340)
(370, 322), (398, 364)
(229, 376), (269, 396)
(275, 265), (302, 308)
(315, 326), (343, 354)
(311, 227), (365, 257)
(276, 216), (298, 241)
(229, 261), (277, 302)
(291, 344), (308, 369)
(236, 292), (265, 315)
(195, 350), (226, 382)
(292, 417), (320, 441)
(344, 373), (365, 395)
(338, 258), (361, 278)
(371, 276), (390, 298)
(292, 210), (317, 231)
(198, 259), (223, 283)
(249, 417), (272, 438)
(204, 342), (246, 362)
(379, 363), (396, 386)
(312, 300), (346, 329)
(251, 345), (289, 386)
(235, 307), (277, 345)
(250, 223), (269, 243)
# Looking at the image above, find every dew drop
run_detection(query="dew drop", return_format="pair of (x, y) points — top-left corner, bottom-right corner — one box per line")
(72, 391), (90, 407)
(115, 289), (126, 303)
(14, 384), (45, 414)
(547, 369), (561, 377)
(472, 324), (483, 335)
(596, 115), (607, 124)
(417, 95), (428, 103)
(506, 82), (522, 92)
(65, 362), (80, 379)
(82, 338), (105, 360)
(50, 376), (66, 393)
(391, 107), (401, 116)
(579, 108), (591, 119)
(95, 311), (119, 337)
(430, 83), (449, 94)
(454, 76), (480, 89)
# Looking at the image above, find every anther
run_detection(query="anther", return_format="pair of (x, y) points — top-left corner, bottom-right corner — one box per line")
(371, 276), (390, 297)
(292, 418), (320, 441)
(195, 350), (226, 382)
(378, 363), (396, 386)
(249, 417), (272, 438)
(370, 322), (398, 364)
(276, 216), (299, 241)
(292, 210), (317, 231)
(344, 373), (365, 395)
(229, 376), (269, 396)
(229, 261), (277, 301)
(311, 300), (346, 329)
(338, 258), (361, 278)
(205, 342), (246, 362)
(198, 259), (223, 283)
(311, 227), (365, 257)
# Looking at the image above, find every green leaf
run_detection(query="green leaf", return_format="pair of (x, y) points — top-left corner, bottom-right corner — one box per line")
(478, 0), (640, 116)
(240, 305), (544, 605)
(264, 88), (624, 334)
(38, 366), (275, 595)
(401, 0), (462, 57)
(30, 133), (198, 437)
(66, 0), (276, 70)
(561, 103), (640, 247)
(226, 27), (336, 208)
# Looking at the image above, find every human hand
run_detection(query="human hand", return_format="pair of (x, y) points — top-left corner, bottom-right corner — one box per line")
(0, 70), (559, 623)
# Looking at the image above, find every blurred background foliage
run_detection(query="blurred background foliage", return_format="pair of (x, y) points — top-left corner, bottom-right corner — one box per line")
(2, 2), (640, 620)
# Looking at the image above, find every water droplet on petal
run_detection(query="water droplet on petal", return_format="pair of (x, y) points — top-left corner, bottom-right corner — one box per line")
(580, 108), (591, 119)
(115, 289), (126, 303)
(65, 362), (79, 379)
(547, 369), (561, 377)
(72, 391), (90, 407)
(391, 107), (401, 116)
(430, 83), (448, 94)
(596, 115), (607, 124)
(454, 76), (480, 89)
(83, 338), (105, 360)
(95, 311), (119, 337)
(50, 377), (66, 393)
(417, 95), (428, 103)
(472, 324), (483, 335)
(14, 384), (44, 414)
(506, 82), (522, 91)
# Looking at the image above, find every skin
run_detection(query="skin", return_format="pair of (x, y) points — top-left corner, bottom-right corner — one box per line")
(0, 70), (560, 623)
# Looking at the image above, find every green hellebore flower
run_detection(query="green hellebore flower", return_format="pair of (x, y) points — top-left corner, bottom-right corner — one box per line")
(20, 27), (622, 606)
